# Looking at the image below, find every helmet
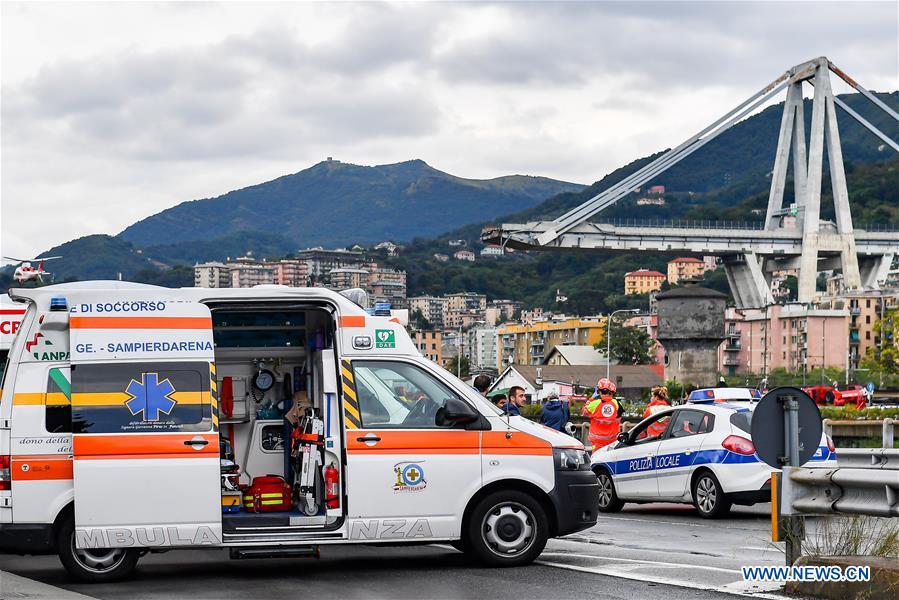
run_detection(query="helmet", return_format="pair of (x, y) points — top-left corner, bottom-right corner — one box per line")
(597, 377), (617, 394)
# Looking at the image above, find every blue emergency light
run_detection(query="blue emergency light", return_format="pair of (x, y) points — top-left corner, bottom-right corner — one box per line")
(49, 297), (68, 311)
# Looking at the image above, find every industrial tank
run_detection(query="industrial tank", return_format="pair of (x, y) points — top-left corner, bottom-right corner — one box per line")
(656, 282), (726, 388)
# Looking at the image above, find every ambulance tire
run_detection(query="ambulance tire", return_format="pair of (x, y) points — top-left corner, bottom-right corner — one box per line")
(56, 516), (139, 583)
(595, 469), (624, 513)
(465, 490), (549, 567)
(691, 471), (732, 519)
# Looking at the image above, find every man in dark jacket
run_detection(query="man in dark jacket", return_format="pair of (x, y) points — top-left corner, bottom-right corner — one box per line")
(505, 386), (525, 416)
(540, 391), (569, 432)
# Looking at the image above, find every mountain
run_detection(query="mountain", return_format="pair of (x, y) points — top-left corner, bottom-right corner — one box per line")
(11, 91), (897, 290)
(119, 159), (584, 248)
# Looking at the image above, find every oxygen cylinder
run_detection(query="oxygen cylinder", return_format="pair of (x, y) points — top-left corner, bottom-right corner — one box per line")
(324, 463), (339, 509)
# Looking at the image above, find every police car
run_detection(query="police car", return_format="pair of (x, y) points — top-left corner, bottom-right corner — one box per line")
(590, 388), (837, 518)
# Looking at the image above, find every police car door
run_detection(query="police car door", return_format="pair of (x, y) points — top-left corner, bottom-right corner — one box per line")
(610, 413), (669, 498)
(69, 294), (221, 550)
(656, 409), (713, 499)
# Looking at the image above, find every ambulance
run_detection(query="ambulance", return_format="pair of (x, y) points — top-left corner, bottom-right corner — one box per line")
(0, 282), (598, 581)
(0, 294), (27, 379)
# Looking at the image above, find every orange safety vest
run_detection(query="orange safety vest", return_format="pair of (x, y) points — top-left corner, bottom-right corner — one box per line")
(583, 395), (620, 450)
(643, 399), (671, 437)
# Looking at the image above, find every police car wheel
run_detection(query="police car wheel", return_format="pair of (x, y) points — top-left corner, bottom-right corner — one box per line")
(595, 470), (624, 513)
(691, 472), (732, 519)
(56, 516), (139, 582)
(466, 490), (548, 567)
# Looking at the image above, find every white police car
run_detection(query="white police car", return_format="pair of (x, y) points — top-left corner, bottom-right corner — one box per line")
(591, 388), (837, 518)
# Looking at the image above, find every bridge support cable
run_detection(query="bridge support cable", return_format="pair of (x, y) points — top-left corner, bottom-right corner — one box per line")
(483, 57), (899, 309)
(832, 95), (899, 153)
(829, 61), (899, 124)
(535, 73), (792, 246)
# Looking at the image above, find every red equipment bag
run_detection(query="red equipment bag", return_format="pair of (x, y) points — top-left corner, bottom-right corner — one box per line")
(243, 476), (292, 512)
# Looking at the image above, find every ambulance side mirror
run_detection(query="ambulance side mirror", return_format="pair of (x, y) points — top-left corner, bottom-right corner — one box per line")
(442, 397), (478, 424)
(617, 432), (630, 445)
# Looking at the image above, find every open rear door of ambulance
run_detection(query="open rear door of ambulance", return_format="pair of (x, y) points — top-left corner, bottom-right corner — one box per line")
(69, 294), (221, 550)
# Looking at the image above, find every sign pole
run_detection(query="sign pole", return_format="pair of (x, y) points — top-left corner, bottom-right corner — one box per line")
(752, 386), (820, 567)
(780, 393), (803, 565)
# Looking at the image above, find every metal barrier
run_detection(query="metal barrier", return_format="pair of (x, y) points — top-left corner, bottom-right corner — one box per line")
(835, 448), (899, 470)
(785, 466), (899, 518)
(823, 417), (895, 448)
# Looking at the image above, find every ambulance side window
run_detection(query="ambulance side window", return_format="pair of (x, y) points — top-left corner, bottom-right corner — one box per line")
(45, 367), (72, 434)
(352, 361), (464, 429)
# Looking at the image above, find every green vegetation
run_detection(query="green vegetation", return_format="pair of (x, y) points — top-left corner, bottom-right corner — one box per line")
(819, 406), (899, 421)
(119, 159), (583, 249)
(594, 320), (657, 365)
(806, 516), (899, 559)
(444, 356), (471, 379)
(860, 307), (899, 388)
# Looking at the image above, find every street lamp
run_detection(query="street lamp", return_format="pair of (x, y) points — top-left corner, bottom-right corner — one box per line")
(606, 309), (640, 380)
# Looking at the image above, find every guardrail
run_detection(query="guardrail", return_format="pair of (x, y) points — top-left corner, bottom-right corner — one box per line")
(835, 448), (899, 469)
(823, 418), (895, 448)
(785, 465), (899, 517)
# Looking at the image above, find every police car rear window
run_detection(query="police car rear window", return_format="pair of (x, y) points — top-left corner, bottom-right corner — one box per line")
(730, 412), (751, 433)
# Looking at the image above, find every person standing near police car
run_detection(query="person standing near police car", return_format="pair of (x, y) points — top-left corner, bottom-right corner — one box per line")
(582, 378), (621, 451)
(643, 385), (670, 438)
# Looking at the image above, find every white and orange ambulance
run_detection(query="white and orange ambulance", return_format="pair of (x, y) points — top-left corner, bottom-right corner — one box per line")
(0, 282), (598, 581)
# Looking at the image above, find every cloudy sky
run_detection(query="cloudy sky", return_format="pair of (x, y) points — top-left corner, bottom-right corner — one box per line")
(2, 1), (897, 258)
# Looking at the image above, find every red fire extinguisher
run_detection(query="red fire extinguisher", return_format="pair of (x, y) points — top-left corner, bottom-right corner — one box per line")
(324, 463), (339, 509)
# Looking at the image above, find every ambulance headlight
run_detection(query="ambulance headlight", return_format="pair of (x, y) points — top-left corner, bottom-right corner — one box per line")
(554, 448), (591, 471)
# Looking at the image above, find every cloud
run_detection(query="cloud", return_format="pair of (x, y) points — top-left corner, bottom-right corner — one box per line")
(1, 1), (896, 258)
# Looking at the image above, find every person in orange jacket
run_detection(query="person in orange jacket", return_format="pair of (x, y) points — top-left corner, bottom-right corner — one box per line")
(582, 378), (621, 452)
(643, 385), (671, 438)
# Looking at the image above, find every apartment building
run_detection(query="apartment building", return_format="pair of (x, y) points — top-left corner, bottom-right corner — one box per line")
(273, 259), (309, 287)
(408, 296), (447, 328)
(496, 315), (606, 371)
(667, 257), (705, 285)
(412, 330), (443, 364)
(227, 257), (275, 288)
(194, 262), (232, 288)
(624, 269), (666, 295)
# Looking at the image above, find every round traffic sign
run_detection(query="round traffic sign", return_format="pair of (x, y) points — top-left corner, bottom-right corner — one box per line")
(750, 386), (823, 469)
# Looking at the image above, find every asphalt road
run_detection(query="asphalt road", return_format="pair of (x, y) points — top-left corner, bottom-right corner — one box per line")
(0, 502), (793, 600)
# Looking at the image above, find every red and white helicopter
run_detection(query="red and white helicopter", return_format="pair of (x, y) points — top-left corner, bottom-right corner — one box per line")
(2, 256), (62, 283)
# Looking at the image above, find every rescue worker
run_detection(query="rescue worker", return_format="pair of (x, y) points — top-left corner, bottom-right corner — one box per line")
(582, 378), (621, 451)
(643, 385), (670, 438)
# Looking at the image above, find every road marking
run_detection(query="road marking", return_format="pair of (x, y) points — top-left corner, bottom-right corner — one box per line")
(540, 551), (739, 574)
(535, 560), (785, 599)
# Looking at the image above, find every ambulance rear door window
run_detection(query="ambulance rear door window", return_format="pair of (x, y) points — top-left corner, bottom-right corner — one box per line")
(45, 366), (72, 434)
(72, 361), (212, 434)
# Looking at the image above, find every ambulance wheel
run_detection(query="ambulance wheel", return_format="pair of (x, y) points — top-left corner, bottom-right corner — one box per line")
(595, 469), (624, 513)
(465, 490), (548, 567)
(692, 471), (732, 519)
(56, 516), (139, 582)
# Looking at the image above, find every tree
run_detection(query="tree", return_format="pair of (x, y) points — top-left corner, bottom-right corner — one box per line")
(444, 356), (471, 379)
(409, 309), (433, 330)
(860, 306), (899, 387)
(594, 320), (657, 365)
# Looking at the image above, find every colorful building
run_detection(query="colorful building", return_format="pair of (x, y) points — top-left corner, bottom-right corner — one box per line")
(624, 269), (666, 295)
(667, 257), (706, 285)
(496, 315), (606, 371)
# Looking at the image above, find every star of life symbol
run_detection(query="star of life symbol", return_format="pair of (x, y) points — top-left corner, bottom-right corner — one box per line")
(125, 373), (177, 421)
